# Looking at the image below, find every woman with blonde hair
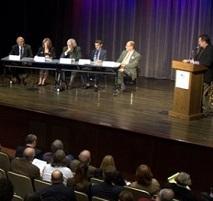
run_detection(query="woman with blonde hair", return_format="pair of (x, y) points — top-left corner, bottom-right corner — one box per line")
(95, 155), (126, 186)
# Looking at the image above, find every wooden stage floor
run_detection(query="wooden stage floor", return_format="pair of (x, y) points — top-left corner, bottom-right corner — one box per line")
(0, 76), (212, 149)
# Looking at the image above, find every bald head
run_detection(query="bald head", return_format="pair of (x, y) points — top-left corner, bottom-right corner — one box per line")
(157, 189), (174, 201)
(78, 150), (91, 164)
(51, 170), (63, 184)
(23, 147), (35, 162)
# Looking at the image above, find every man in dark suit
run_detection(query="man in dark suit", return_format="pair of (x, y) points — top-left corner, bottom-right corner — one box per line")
(84, 40), (107, 91)
(15, 134), (42, 159)
(194, 34), (213, 84)
(194, 34), (213, 114)
(115, 41), (141, 94)
(9, 36), (33, 84)
(11, 147), (40, 180)
(39, 170), (76, 201)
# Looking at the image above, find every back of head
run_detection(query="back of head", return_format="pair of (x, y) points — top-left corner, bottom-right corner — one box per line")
(103, 166), (116, 184)
(51, 139), (64, 153)
(175, 172), (191, 186)
(51, 170), (63, 184)
(0, 177), (14, 201)
(23, 147), (35, 162)
(119, 190), (134, 201)
(136, 164), (153, 186)
(25, 134), (37, 147)
(100, 155), (116, 172)
(52, 149), (66, 167)
(78, 150), (91, 165)
(158, 189), (174, 201)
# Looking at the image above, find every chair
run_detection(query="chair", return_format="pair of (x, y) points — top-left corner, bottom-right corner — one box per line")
(124, 186), (151, 200)
(74, 190), (89, 201)
(0, 168), (7, 178)
(0, 151), (10, 171)
(7, 171), (34, 198)
(90, 177), (104, 185)
(92, 196), (109, 201)
(34, 179), (51, 192)
(12, 195), (24, 201)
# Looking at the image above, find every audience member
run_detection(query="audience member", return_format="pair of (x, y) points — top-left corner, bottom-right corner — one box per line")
(155, 188), (174, 201)
(165, 172), (196, 201)
(11, 147), (40, 180)
(118, 190), (134, 201)
(95, 155), (126, 186)
(67, 163), (91, 194)
(39, 170), (76, 201)
(42, 149), (73, 184)
(91, 166), (123, 201)
(70, 149), (96, 179)
(0, 177), (14, 201)
(130, 164), (160, 195)
(15, 134), (42, 159)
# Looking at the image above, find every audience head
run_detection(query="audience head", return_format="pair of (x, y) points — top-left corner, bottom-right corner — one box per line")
(0, 177), (14, 201)
(103, 165), (116, 184)
(125, 41), (135, 51)
(70, 159), (81, 173)
(78, 150), (91, 165)
(156, 188), (174, 201)
(42, 37), (52, 49)
(100, 155), (116, 172)
(25, 134), (37, 148)
(94, 40), (103, 50)
(198, 34), (211, 47)
(52, 149), (66, 167)
(73, 163), (88, 183)
(51, 170), (64, 184)
(51, 139), (64, 153)
(23, 147), (35, 162)
(67, 38), (77, 49)
(175, 172), (191, 186)
(16, 36), (25, 47)
(119, 190), (134, 201)
(136, 164), (153, 186)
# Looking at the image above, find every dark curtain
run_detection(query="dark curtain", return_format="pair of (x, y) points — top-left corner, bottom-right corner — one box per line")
(1, 0), (213, 79)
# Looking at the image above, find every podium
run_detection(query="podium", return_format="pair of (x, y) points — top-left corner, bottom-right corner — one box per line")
(169, 60), (207, 120)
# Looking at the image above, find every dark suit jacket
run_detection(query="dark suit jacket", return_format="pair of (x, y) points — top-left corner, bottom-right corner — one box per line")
(60, 46), (82, 61)
(91, 182), (123, 201)
(39, 183), (76, 201)
(195, 45), (213, 83)
(36, 47), (56, 59)
(11, 158), (40, 180)
(9, 44), (33, 58)
(90, 48), (107, 61)
(15, 145), (42, 159)
(117, 50), (141, 80)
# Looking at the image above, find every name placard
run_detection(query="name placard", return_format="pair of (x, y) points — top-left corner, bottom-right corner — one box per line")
(34, 56), (45, 62)
(9, 55), (21, 61)
(78, 59), (91, 65)
(102, 61), (121, 67)
(59, 58), (72, 64)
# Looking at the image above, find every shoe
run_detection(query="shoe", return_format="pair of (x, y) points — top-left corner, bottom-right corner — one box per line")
(113, 89), (120, 96)
(83, 83), (91, 89)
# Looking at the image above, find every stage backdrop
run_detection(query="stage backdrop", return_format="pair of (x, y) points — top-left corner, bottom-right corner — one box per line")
(1, 0), (213, 79)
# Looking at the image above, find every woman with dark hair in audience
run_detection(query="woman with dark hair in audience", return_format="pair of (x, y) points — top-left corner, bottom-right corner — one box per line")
(36, 37), (56, 86)
(130, 164), (160, 195)
(67, 163), (91, 194)
(95, 155), (126, 186)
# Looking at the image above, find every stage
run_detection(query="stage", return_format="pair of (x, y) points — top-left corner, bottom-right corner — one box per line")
(0, 75), (213, 194)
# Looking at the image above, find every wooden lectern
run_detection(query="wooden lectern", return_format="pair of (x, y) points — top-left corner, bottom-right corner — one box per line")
(169, 60), (207, 120)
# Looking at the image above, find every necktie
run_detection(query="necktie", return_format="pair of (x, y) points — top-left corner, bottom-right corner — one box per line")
(94, 50), (99, 61)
